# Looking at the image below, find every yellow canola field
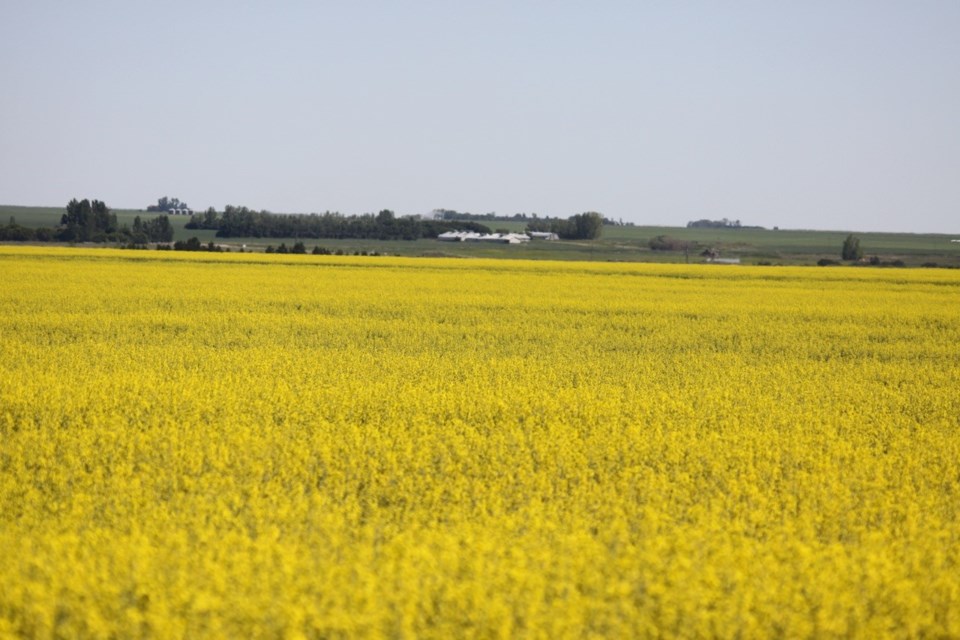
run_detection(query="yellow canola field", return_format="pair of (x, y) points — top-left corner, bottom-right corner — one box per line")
(1, 246), (959, 639)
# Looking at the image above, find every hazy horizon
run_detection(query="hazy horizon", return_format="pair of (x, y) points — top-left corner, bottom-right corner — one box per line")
(2, 2), (958, 234)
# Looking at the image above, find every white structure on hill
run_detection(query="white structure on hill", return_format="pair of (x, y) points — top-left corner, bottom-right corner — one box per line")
(437, 231), (530, 244)
(528, 231), (559, 241)
(705, 257), (741, 265)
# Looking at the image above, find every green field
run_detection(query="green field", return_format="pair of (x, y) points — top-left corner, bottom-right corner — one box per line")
(3, 204), (958, 266)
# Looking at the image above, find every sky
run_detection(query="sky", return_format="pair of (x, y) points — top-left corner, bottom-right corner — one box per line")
(1, 1), (958, 233)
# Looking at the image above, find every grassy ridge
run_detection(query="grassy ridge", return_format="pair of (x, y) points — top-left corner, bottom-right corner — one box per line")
(3, 204), (958, 265)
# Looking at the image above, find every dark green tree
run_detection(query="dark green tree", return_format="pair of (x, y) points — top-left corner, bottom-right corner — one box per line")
(173, 237), (203, 251)
(141, 215), (174, 242)
(59, 198), (117, 241)
(148, 196), (187, 212)
(526, 211), (604, 240)
(841, 234), (863, 261)
(571, 211), (604, 240)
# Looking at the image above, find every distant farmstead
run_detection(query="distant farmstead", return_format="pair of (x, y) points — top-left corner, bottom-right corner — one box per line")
(437, 231), (531, 244)
(706, 257), (741, 265)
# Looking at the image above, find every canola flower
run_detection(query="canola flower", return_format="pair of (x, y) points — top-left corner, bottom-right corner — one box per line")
(0, 246), (959, 638)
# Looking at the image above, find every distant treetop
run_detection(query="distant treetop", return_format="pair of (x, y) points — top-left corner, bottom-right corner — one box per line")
(687, 218), (739, 229)
(147, 197), (189, 213)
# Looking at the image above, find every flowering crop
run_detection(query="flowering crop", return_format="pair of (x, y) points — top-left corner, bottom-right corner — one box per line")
(1, 246), (959, 638)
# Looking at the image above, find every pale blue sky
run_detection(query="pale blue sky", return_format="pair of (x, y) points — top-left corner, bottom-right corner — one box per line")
(2, 1), (958, 232)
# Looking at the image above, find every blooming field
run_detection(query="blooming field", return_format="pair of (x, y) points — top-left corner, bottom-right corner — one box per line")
(1, 246), (959, 638)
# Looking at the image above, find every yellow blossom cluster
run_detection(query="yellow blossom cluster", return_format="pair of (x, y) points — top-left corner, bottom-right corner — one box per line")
(1, 246), (958, 638)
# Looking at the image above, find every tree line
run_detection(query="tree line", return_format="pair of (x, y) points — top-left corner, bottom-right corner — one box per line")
(432, 209), (533, 222)
(524, 212), (605, 240)
(0, 200), (607, 244)
(147, 196), (189, 213)
(686, 218), (764, 230)
(186, 206), (492, 240)
(0, 199), (173, 243)
(433, 209), (629, 227)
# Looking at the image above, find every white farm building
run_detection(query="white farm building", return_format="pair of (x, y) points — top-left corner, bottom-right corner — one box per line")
(528, 231), (559, 241)
(437, 231), (531, 244)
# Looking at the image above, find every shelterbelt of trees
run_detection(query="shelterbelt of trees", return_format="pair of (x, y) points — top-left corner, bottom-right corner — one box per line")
(0, 199), (173, 244)
(188, 207), (606, 241)
(187, 207), (492, 240)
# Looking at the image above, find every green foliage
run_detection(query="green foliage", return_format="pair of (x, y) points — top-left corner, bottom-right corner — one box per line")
(0, 222), (38, 241)
(189, 206), (491, 240)
(60, 199), (117, 242)
(185, 207), (219, 230)
(842, 234), (863, 261)
(132, 215), (174, 243)
(649, 235), (692, 251)
(687, 218), (752, 229)
(570, 212), (604, 240)
(168, 238), (223, 252)
(526, 211), (604, 240)
(1, 203), (165, 244)
(173, 237), (203, 251)
(147, 196), (188, 212)
(0, 213), (58, 241)
(433, 209), (534, 222)
(34, 227), (55, 242)
(3, 200), (171, 245)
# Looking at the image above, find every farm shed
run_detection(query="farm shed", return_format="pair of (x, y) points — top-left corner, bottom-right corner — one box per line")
(437, 231), (530, 244)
